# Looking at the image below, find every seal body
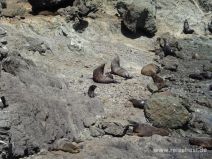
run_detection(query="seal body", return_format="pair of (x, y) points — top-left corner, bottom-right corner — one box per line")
(189, 137), (212, 150)
(141, 63), (160, 76)
(133, 123), (169, 137)
(111, 55), (132, 79)
(208, 21), (212, 33)
(162, 39), (176, 56)
(93, 63), (118, 84)
(53, 138), (80, 153)
(129, 99), (146, 109)
(88, 85), (97, 98)
(183, 19), (194, 34)
(151, 74), (166, 90)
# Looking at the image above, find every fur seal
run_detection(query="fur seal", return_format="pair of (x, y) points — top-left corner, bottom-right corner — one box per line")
(88, 85), (97, 98)
(37, 11), (58, 16)
(183, 19), (194, 34)
(209, 84), (212, 91)
(129, 99), (146, 109)
(111, 55), (132, 79)
(208, 21), (212, 33)
(141, 63), (160, 76)
(0, 96), (8, 109)
(189, 137), (212, 150)
(93, 63), (118, 84)
(53, 138), (80, 153)
(162, 38), (176, 57)
(189, 72), (212, 80)
(132, 123), (169, 137)
(151, 73), (167, 90)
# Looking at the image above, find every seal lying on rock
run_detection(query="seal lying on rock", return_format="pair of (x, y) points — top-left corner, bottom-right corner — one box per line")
(189, 72), (212, 80)
(111, 55), (132, 79)
(189, 137), (212, 150)
(129, 99), (146, 109)
(183, 19), (194, 34)
(93, 63), (118, 83)
(0, 96), (8, 109)
(88, 85), (97, 98)
(132, 123), (169, 137)
(151, 74), (167, 90)
(52, 138), (80, 153)
(141, 63), (160, 76)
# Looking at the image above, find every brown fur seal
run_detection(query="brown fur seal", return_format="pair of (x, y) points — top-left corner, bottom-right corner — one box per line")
(162, 38), (176, 57)
(37, 11), (58, 16)
(111, 55), (132, 79)
(129, 99), (146, 109)
(0, 96), (8, 109)
(133, 123), (169, 137)
(183, 19), (194, 34)
(141, 63), (160, 76)
(52, 138), (80, 153)
(93, 63), (118, 83)
(208, 21), (212, 33)
(88, 85), (97, 98)
(189, 137), (212, 150)
(151, 73), (167, 90)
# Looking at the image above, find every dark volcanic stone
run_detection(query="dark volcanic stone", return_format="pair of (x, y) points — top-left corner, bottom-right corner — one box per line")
(116, 0), (157, 36)
(28, 0), (75, 12)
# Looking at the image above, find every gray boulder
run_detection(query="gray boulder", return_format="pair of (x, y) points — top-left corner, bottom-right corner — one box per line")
(99, 120), (129, 137)
(116, 0), (157, 35)
(144, 93), (191, 128)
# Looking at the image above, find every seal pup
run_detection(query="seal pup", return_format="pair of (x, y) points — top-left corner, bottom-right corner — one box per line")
(208, 21), (212, 33)
(93, 63), (118, 84)
(189, 137), (212, 150)
(0, 96), (8, 109)
(141, 63), (160, 76)
(183, 19), (194, 34)
(151, 73), (167, 90)
(162, 38), (176, 57)
(111, 55), (132, 79)
(88, 85), (97, 98)
(52, 138), (80, 153)
(132, 123), (169, 137)
(129, 99), (146, 109)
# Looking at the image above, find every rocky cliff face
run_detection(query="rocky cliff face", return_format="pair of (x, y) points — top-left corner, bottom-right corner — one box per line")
(0, 0), (211, 159)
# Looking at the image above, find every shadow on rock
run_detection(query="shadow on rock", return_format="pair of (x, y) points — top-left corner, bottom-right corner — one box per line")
(121, 21), (154, 39)
(73, 19), (89, 33)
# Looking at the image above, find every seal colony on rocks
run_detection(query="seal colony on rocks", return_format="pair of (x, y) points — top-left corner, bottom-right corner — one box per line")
(111, 55), (132, 79)
(93, 63), (118, 84)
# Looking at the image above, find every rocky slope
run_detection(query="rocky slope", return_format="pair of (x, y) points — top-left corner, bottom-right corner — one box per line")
(0, 0), (211, 159)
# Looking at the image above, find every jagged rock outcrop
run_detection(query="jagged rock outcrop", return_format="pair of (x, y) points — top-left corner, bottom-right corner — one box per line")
(0, 53), (104, 158)
(116, 0), (157, 36)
